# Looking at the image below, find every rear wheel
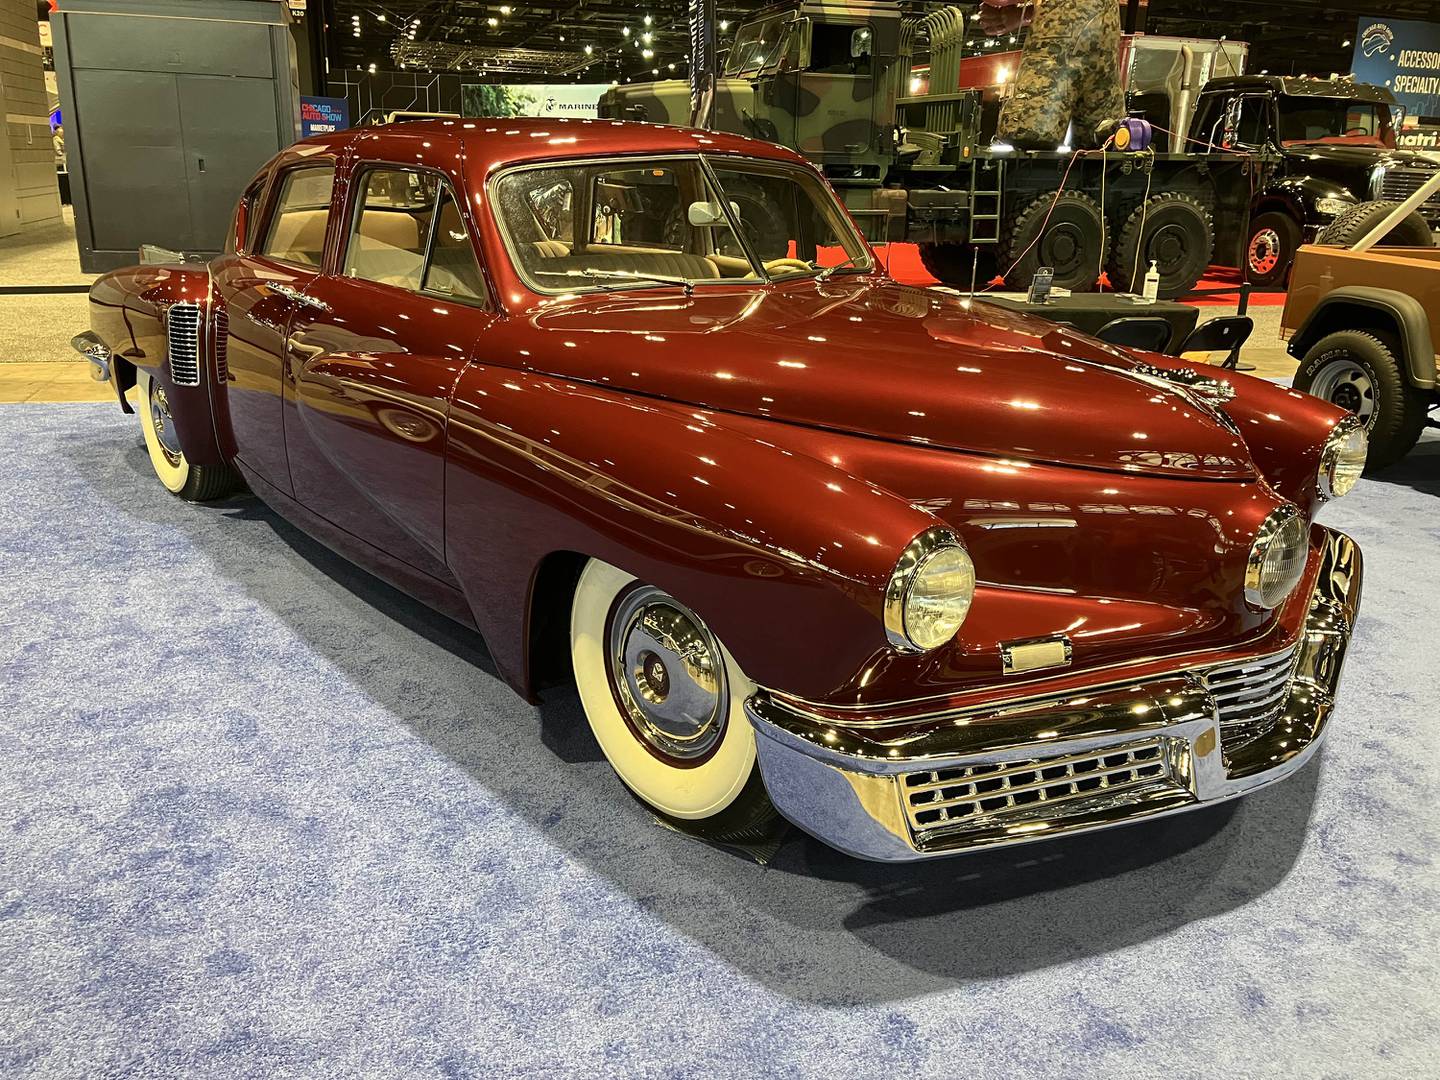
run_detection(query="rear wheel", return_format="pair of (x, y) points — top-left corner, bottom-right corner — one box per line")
(569, 559), (779, 842)
(137, 371), (241, 501)
(918, 241), (997, 288)
(1295, 330), (1428, 470)
(1112, 192), (1213, 299)
(1003, 190), (1107, 292)
(1244, 211), (1300, 287)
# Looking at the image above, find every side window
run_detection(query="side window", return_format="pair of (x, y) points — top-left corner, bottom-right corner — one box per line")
(422, 187), (487, 303)
(1190, 94), (1222, 145)
(345, 167), (486, 304)
(809, 23), (871, 75)
(345, 168), (440, 290)
(260, 166), (336, 268)
(1235, 96), (1271, 147)
(591, 166), (683, 250)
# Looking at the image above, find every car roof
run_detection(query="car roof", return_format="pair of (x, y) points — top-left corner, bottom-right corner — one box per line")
(1203, 75), (1397, 104)
(293, 116), (811, 174)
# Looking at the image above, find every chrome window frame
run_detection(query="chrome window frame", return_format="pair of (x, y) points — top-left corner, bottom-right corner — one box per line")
(488, 152), (873, 297)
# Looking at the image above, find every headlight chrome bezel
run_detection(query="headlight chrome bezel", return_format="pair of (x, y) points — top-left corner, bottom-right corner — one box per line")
(1315, 196), (1358, 218)
(1244, 505), (1309, 611)
(1318, 414), (1368, 501)
(884, 527), (976, 653)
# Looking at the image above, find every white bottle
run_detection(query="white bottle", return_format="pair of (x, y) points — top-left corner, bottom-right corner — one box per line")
(1142, 260), (1161, 304)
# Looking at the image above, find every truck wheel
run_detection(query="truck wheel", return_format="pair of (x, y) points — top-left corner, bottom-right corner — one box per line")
(137, 370), (241, 501)
(1295, 330), (1428, 470)
(1317, 201), (1435, 249)
(569, 558), (779, 844)
(1003, 191), (1106, 292)
(1112, 192), (1213, 299)
(918, 242), (997, 287)
(1244, 212), (1300, 287)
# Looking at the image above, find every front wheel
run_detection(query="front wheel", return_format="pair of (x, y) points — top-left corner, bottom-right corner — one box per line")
(1295, 330), (1428, 470)
(137, 370), (241, 501)
(1244, 211), (1300, 287)
(569, 558), (778, 842)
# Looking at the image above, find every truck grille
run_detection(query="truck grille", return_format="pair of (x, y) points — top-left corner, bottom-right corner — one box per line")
(1377, 168), (1440, 215)
(1198, 644), (1299, 753)
(166, 302), (201, 387)
(902, 737), (1175, 834)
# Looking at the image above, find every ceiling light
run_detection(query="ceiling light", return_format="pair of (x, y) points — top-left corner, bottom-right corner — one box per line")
(584, 44), (593, 54)
(623, 26), (630, 37)
(500, 5), (511, 13)
(642, 48), (653, 59)
(642, 31), (652, 44)
(377, 13), (385, 22)
(368, 62), (377, 73)
(719, 20), (728, 31)
(644, 14), (652, 26)
(667, 62), (675, 70)
(487, 16), (497, 26)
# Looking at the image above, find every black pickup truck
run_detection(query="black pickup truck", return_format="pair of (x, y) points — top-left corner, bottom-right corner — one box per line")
(1187, 76), (1440, 285)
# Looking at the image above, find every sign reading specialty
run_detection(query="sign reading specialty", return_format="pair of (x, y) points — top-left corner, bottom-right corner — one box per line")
(1351, 17), (1440, 123)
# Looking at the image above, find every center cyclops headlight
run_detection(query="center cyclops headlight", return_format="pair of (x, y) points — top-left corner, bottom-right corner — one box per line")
(1245, 506), (1309, 611)
(885, 527), (976, 652)
(1319, 415), (1367, 500)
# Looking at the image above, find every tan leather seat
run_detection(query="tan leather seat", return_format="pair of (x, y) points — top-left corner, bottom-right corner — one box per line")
(266, 209), (329, 266)
(347, 211), (425, 288)
(536, 249), (720, 281)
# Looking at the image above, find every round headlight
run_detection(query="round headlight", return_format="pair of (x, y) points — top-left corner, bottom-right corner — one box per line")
(1319, 415), (1367, 500)
(884, 528), (976, 652)
(1244, 507), (1308, 610)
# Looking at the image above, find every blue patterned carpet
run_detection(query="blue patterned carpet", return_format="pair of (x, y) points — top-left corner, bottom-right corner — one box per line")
(1, 402), (1437, 1078)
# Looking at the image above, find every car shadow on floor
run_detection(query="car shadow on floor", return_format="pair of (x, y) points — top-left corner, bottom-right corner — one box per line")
(80, 431), (1321, 1005)
(1367, 433), (1439, 498)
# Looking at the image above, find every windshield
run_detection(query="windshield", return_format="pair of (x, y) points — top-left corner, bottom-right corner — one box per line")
(1278, 96), (1398, 148)
(724, 15), (792, 76)
(493, 155), (872, 294)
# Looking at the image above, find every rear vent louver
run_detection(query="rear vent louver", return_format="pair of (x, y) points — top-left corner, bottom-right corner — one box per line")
(213, 306), (230, 383)
(166, 302), (201, 386)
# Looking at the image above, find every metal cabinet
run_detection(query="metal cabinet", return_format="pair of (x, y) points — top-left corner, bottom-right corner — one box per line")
(52, 0), (300, 271)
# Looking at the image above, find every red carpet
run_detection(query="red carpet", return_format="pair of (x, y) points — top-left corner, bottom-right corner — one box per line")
(874, 243), (1286, 306)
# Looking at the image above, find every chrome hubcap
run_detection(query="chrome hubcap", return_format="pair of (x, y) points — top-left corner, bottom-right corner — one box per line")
(1248, 228), (1281, 275)
(1311, 359), (1376, 427)
(150, 384), (183, 464)
(607, 586), (728, 762)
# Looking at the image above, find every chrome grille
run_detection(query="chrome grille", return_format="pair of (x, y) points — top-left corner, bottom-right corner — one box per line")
(212, 306), (229, 383)
(903, 737), (1173, 834)
(1199, 644), (1298, 752)
(1378, 168), (1440, 212)
(166, 302), (201, 386)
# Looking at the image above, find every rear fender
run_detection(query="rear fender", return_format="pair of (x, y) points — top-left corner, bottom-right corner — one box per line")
(443, 366), (940, 700)
(86, 264), (229, 466)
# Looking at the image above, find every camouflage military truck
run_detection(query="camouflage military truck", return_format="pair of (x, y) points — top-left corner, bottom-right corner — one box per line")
(600, 0), (1267, 297)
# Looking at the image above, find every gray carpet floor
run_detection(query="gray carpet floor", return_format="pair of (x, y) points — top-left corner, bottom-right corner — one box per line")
(2, 403), (1437, 1078)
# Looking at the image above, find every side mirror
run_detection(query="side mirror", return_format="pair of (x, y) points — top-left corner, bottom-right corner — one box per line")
(851, 26), (872, 59)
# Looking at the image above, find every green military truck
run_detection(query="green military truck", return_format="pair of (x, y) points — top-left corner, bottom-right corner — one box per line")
(599, 0), (1262, 297)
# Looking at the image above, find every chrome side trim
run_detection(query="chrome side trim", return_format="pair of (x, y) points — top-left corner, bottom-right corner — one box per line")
(747, 528), (1362, 860)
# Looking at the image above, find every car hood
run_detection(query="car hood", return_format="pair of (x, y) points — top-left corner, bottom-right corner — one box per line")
(518, 277), (1255, 480)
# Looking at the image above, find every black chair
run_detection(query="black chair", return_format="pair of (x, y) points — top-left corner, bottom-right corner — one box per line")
(1176, 315), (1254, 370)
(1094, 316), (1174, 353)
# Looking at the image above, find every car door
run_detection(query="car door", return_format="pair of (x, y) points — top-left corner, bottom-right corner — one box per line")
(211, 159), (340, 496)
(282, 160), (495, 580)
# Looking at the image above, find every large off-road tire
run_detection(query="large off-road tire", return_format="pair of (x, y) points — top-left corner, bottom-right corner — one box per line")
(569, 559), (779, 843)
(1317, 200), (1435, 249)
(1295, 330), (1428, 470)
(918, 242), (997, 288)
(1003, 190), (1107, 292)
(1112, 192), (1213, 299)
(1244, 211), (1301, 287)
(137, 370), (242, 501)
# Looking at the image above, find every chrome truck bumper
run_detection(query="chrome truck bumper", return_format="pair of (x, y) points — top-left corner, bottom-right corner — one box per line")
(747, 528), (1363, 861)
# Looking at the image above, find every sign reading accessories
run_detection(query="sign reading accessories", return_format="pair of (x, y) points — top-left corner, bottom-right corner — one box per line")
(1352, 17), (1440, 123)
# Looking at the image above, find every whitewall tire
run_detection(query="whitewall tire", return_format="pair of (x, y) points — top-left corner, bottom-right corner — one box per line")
(136, 369), (240, 502)
(570, 558), (777, 838)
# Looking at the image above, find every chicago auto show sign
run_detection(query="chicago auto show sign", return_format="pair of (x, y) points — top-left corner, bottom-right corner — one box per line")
(1352, 16), (1440, 124)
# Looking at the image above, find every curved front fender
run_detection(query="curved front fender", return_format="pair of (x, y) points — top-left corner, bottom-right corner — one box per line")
(443, 366), (939, 699)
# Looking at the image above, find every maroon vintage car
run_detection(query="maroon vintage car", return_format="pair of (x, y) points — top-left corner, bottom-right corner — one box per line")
(73, 118), (1367, 860)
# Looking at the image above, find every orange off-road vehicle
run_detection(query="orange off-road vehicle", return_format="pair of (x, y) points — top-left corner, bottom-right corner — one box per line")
(1284, 179), (1440, 468)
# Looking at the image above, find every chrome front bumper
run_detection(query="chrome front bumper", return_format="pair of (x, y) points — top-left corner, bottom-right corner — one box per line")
(747, 528), (1363, 861)
(71, 331), (111, 382)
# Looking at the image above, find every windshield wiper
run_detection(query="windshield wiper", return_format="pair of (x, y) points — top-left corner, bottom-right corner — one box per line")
(813, 256), (860, 282)
(534, 268), (696, 296)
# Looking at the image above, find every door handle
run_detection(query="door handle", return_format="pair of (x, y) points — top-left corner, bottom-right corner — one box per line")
(266, 282), (331, 313)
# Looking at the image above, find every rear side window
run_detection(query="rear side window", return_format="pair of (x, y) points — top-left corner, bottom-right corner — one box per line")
(345, 167), (487, 305)
(261, 166), (336, 267)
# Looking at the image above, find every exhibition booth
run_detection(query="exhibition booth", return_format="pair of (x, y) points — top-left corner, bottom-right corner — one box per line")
(1, 1), (1437, 1075)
